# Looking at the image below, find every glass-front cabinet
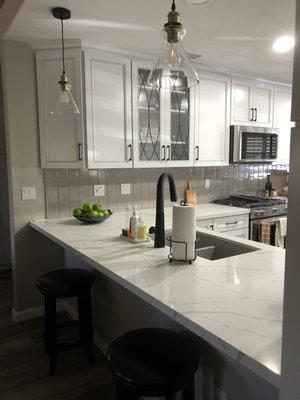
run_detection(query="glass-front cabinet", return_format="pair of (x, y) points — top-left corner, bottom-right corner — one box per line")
(132, 60), (194, 167)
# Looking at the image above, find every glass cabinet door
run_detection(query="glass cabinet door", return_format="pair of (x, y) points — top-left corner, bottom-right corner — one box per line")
(137, 68), (161, 162)
(169, 80), (190, 161)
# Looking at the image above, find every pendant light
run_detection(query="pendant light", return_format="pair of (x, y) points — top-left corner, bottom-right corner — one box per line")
(148, 0), (199, 90)
(51, 7), (79, 115)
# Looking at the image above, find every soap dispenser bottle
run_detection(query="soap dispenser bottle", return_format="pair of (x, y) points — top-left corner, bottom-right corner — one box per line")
(130, 205), (139, 239)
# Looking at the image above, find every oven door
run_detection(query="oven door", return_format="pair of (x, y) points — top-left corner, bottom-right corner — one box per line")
(250, 216), (287, 247)
(230, 125), (279, 163)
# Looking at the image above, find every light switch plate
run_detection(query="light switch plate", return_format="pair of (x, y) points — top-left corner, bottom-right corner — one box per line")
(205, 178), (210, 189)
(21, 187), (36, 200)
(94, 184), (105, 197)
(121, 183), (131, 195)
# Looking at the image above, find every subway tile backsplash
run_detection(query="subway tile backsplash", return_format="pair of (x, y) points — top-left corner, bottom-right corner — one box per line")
(44, 165), (289, 219)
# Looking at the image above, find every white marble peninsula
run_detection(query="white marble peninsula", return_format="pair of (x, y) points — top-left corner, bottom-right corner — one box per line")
(30, 204), (284, 397)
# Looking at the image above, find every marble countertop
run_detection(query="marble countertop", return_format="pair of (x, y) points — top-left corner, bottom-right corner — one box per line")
(194, 203), (250, 219)
(30, 204), (283, 387)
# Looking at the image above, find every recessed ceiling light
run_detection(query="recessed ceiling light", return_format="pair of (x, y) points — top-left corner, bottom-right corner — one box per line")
(273, 36), (295, 53)
(184, 0), (212, 5)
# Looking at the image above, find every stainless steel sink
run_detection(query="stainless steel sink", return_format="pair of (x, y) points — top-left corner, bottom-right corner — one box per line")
(195, 231), (259, 261)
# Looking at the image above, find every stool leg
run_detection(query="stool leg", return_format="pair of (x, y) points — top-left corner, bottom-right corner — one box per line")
(165, 394), (176, 400)
(183, 376), (195, 400)
(44, 295), (57, 375)
(116, 382), (139, 400)
(78, 292), (95, 365)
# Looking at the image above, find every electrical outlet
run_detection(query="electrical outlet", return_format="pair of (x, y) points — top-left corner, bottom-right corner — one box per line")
(21, 187), (36, 200)
(205, 178), (210, 189)
(121, 183), (131, 195)
(94, 184), (105, 197)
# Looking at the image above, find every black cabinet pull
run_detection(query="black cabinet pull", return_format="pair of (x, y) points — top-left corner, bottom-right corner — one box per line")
(250, 108), (254, 122)
(161, 145), (166, 161)
(196, 145), (199, 161)
(166, 145), (170, 161)
(78, 143), (83, 161)
(128, 144), (132, 161)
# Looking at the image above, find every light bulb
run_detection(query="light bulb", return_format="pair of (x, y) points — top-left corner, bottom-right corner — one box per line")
(166, 43), (181, 67)
(50, 76), (80, 115)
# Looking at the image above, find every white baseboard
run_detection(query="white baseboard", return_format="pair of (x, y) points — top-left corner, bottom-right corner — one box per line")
(12, 302), (65, 322)
(12, 300), (109, 354)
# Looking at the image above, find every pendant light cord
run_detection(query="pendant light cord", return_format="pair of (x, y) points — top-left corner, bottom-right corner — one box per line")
(171, 0), (176, 11)
(61, 17), (65, 74)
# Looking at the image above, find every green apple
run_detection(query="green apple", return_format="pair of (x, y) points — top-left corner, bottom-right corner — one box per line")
(103, 209), (109, 216)
(88, 210), (99, 218)
(98, 211), (104, 218)
(73, 208), (83, 217)
(82, 203), (93, 213)
(93, 203), (102, 212)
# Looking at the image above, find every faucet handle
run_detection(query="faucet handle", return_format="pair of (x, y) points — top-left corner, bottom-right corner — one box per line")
(149, 226), (156, 234)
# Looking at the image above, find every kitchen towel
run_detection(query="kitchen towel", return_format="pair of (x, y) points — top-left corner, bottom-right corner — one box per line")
(275, 217), (287, 248)
(260, 220), (271, 245)
(172, 203), (196, 261)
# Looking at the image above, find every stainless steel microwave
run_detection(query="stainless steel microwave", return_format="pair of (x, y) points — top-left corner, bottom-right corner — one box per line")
(230, 125), (279, 163)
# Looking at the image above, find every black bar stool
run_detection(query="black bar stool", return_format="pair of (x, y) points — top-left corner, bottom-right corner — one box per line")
(36, 268), (95, 375)
(106, 328), (200, 400)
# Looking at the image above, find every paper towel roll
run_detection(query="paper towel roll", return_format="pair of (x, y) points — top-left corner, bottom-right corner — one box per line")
(172, 203), (196, 261)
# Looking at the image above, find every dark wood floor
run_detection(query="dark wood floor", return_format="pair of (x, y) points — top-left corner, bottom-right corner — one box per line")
(0, 270), (115, 400)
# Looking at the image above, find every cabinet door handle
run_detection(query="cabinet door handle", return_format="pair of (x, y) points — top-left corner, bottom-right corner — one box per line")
(166, 145), (170, 161)
(128, 144), (132, 161)
(226, 221), (239, 226)
(250, 108), (254, 121)
(196, 145), (199, 161)
(161, 145), (166, 161)
(78, 143), (83, 161)
(254, 108), (258, 122)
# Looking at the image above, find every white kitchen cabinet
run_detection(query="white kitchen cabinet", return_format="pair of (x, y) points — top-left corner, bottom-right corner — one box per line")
(226, 228), (249, 239)
(273, 85), (293, 164)
(194, 72), (231, 166)
(231, 78), (274, 127)
(132, 60), (165, 168)
(84, 51), (133, 168)
(213, 214), (249, 233)
(132, 60), (195, 168)
(36, 48), (85, 169)
(196, 218), (214, 230)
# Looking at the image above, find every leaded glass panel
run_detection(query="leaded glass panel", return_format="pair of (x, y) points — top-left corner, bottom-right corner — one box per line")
(138, 69), (161, 161)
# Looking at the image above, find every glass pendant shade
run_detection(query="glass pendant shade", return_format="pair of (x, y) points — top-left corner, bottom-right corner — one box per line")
(51, 7), (80, 115)
(148, 4), (199, 90)
(51, 82), (79, 115)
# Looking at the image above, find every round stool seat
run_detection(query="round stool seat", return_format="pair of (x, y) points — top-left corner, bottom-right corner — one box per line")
(106, 328), (199, 395)
(36, 268), (95, 298)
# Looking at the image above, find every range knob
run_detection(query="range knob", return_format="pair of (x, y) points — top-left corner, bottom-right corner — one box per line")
(273, 208), (279, 214)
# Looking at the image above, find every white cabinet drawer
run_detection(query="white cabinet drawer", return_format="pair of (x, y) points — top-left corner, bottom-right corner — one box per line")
(225, 228), (249, 239)
(196, 218), (214, 230)
(213, 214), (249, 232)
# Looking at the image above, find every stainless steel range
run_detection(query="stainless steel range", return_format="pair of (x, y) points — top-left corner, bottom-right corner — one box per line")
(213, 195), (288, 243)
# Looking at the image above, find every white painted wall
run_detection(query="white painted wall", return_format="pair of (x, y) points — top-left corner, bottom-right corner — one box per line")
(0, 40), (64, 311)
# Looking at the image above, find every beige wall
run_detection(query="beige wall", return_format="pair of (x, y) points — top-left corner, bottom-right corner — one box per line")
(0, 40), (64, 311)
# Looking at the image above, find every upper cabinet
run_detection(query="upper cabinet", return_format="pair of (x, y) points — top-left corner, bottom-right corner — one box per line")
(36, 48), (85, 168)
(84, 51), (132, 168)
(36, 46), (291, 169)
(132, 60), (194, 167)
(194, 72), (231, 166)
(273, 85), (293, 164)
(231, 78), (274, 127)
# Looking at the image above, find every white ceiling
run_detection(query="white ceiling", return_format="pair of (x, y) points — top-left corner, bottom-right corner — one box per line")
(4, 0), (296, 83)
